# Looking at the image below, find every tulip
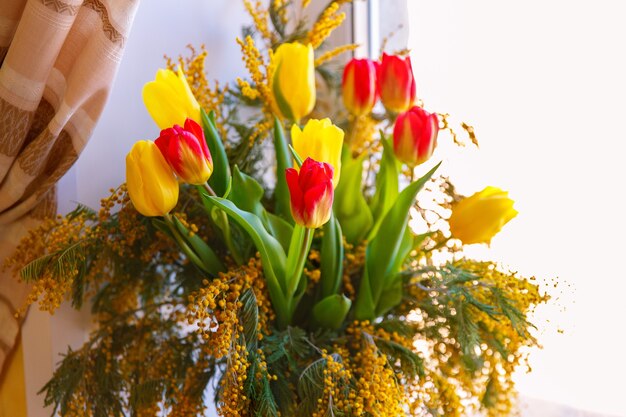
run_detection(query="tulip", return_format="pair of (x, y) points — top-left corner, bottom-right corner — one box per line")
(285, 158), (334, 229)
(448, 186), (518, 245)
(126, 140), (179, 217)
(377, 53), (416, 113)
(142, 67), (202, 130)
(271, 42), (315, 123)
(342, 58), (378, 116)
(155, 118), (213, 185)
(393, 106), (439, 167)
(291, 118), (344, 188)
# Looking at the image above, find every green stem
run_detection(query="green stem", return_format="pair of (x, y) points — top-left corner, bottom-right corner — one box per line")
(287, 227), (312, 297)
(347, 115), (361, 147)
(163, 214), (209, 273)
(285, 226), (313, 323)
(204, 183), (243, 265)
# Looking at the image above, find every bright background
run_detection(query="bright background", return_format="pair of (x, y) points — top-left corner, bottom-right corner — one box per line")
(407, 1), (626, 416)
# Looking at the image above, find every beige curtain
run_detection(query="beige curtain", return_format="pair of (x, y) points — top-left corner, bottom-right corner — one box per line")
(0, 0), (139, 382)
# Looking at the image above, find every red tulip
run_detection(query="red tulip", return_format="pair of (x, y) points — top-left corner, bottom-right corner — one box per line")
(285, 158), (334, 229)
(377, 53), (416, 113)
(393, 106), (439, 167)
(342, 58), (378, 116)
(155, 118), (213, 185)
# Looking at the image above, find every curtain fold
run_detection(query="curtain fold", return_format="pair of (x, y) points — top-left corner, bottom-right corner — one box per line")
(0, 0), (139, 382)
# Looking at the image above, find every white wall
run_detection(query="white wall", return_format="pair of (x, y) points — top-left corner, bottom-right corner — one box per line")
(407, 1), (626, 416)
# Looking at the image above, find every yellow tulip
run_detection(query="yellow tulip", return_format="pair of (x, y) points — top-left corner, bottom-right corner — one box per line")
(142, 67), (202, 130)
(271, 42), (315, 123)
(448, 186), (518, 245)
(126, 140), (179, 217)
(291, 118), (344, 188)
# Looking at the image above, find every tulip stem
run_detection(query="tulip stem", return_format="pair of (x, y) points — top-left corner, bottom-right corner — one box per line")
(163, 214), (210, 273)
(203, 183), (243, 265)
(347, 115), (360, 147)
(285, 226), (313, 322)
(202, 183), (216, 197)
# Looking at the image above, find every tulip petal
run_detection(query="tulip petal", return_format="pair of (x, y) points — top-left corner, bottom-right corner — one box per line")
(142, 82), (189, 130)
(303, 183), (333, 228)
(272, 43), (315, 122)
(126, 140), (179, 217)
(285, 168), (304, 224)
(291, 119), (343, 187)
(449, 186), (517, 244)
(142, 68), (202, 130)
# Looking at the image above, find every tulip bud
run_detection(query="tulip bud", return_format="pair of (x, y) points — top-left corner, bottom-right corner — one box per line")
(271, 42), (316, 123)
(448, 187), (518, 245)
(142, 67), (202, 130)
(285, 158), (334, 229)
(155, 118), (213, 185)
(291, 118), (344, 188)
(393, 106), (439, 167)
(342, 58), (378, 116)
(378, 53), (416, 113)
(126, 140), (179, 217)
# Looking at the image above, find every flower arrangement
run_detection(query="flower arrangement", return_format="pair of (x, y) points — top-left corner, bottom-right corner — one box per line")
(6, 1), (548, 416)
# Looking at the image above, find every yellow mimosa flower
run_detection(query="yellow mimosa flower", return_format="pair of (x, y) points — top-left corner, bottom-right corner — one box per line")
(271, 42), (315, 123)
(448, 186), (518, 245)
(291, 118), (344, 188)
(142, 67), (202, 130)
(126, 140), (179, 217)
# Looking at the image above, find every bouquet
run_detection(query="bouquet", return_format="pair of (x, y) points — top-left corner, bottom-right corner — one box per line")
(7, 2), (548, 416)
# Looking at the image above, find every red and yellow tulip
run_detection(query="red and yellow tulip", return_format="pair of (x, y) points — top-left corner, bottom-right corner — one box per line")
(393, 106), (439, 167)
(286, 158), (334, 229)
(291, 118), (344, 188)
(377, 53), (416, 113)
(342, 58), (378, 116)
(155, 118), (213, 185)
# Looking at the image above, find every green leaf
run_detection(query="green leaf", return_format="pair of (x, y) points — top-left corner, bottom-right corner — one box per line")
(229, 165), (293, 252)
(355, 162), (441, 320)
(240, 289), (259, 350)
(386, 226), (414, 285)
(20, 252), (55, 282)
(373, 334), (424, 379)
(312, 294), (351, 330)
(171, 215), (225, 275)
(229, 165), (265, 216)
(201, 109), (230, 197)
(263, 212), (293, 253)
(273, 117), (293, 223)
(333, 155), (373, 244)
(151, 218), (174, 239)
(367, 136), (400, 240)
(320, 214), (343, 298)
(284, 225), (313, 298)
(376, 280), (403, 317)
(289, 144), (303, 167)
(204, 196), (290, 326)
(375, 226), (414, 315)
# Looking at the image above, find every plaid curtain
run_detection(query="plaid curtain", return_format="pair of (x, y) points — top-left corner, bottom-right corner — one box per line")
(0, 0), (139, 381)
